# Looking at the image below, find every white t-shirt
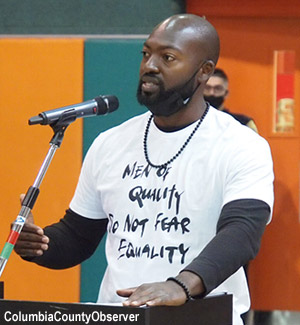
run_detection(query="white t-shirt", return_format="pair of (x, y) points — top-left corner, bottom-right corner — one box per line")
(70, 107), (274, 324)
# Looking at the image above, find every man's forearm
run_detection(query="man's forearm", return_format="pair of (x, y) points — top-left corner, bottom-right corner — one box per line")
(26, 209), (107, 269)
(183, 199), (270, 294)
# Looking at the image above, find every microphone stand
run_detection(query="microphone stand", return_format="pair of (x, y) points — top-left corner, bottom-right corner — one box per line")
(0, 112), (77, 278)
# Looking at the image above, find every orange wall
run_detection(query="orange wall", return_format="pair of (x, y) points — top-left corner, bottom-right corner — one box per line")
(0, 39), (83, 302)
(187, 1), (300, 311)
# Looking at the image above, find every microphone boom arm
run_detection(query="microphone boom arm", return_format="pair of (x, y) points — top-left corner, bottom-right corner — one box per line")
(0, 122), (70, 277)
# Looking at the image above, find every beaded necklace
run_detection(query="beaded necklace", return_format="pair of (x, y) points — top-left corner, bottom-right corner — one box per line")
(143, 104), (209, 169)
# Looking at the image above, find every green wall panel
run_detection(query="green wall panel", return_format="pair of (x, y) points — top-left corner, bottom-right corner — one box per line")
(0, 0), (186, 34)
(81, 39), (146, 302)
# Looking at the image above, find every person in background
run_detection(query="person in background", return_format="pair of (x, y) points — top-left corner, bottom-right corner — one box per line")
(204, 68), (258, 132)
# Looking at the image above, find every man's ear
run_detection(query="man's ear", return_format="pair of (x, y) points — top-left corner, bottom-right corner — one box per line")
(224, 89), (229, 99)
(198, 60), (215, 82)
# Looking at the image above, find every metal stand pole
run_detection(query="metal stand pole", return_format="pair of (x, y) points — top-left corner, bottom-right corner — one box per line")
(0, 124), (69, 277)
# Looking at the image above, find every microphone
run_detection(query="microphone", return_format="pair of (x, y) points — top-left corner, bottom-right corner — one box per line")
(28, 95), (119, 125)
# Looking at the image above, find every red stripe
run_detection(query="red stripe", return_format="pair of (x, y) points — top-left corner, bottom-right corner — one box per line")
(7, 230), (20, 245)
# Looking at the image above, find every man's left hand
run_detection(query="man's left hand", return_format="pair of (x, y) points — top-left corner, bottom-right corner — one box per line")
(117, 281), (187, 307)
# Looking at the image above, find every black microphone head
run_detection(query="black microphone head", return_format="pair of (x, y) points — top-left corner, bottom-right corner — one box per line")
(105, 95), (119, 113)
(95, 95), (119, 115)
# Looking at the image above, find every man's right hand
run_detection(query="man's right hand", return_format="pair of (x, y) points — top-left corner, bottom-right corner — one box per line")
(13, 194), (49, 258)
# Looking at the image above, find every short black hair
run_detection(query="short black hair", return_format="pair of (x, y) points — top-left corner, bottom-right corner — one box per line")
(213, 68), (228, 82)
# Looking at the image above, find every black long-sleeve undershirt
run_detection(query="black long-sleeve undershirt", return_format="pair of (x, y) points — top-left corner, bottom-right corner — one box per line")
(27, 198), (270, 295)
(183, 199), (270, 294)
(29, 210), (108, 269)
